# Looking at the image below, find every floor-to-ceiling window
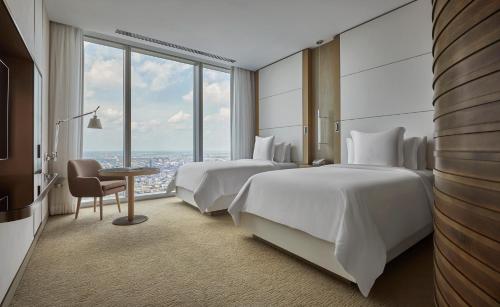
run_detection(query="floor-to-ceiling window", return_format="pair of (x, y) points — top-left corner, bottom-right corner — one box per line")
(202, 67), (231, 161)
(82, 38), (232, 199)
(82, 40), (125, 168)
(131, 51), (194, 196)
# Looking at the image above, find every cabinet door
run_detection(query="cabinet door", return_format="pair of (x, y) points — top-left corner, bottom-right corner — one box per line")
(4, 0), (35, 55)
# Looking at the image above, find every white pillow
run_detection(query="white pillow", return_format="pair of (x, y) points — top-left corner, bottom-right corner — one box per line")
(346, 138), (354, 164)
(273, 142), (286, 162)
(284, 143), (292, 162)
(418, 136), (427, 170)
(253, 136), (275, 160)
(351, 127), (405, 167)
(403, 137), (420, 170)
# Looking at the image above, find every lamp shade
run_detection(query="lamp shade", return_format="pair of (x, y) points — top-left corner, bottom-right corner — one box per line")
(87, 115), (102, 129)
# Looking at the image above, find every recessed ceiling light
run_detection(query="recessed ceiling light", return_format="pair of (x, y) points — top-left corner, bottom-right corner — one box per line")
(316, 40), (324, 45)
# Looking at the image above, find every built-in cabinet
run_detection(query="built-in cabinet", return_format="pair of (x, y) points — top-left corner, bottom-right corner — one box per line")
(0, 0), (50, 304)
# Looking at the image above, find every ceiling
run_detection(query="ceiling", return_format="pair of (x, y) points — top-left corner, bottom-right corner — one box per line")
(46, 0), (412, 70)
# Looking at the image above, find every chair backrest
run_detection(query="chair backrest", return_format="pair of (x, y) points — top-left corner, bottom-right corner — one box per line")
(67, 159), (102, 195)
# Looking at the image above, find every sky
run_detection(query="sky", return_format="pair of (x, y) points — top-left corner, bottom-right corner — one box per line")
(82, 41), (231, 154)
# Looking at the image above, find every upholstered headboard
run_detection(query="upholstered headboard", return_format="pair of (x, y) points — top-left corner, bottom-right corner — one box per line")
(258, 52), (304, 163)
(339, 0), (434, 169)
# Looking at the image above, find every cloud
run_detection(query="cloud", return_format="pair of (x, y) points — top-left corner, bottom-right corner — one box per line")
(204, 107), (230, 123)
(137, 60), (191, 91)
(203, 81), (230, 106)
(182, 91), (193, 103)
(131, 119), (162, 133)
(181, 79), (230, 106)
(85, 58), (123, 90)
(168, 110), (191, 124)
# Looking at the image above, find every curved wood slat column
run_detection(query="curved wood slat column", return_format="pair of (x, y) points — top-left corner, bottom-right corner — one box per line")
(432, 1), (500, 306)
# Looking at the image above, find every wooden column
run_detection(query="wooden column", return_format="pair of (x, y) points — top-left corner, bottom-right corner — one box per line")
(432, 1), (500, 306)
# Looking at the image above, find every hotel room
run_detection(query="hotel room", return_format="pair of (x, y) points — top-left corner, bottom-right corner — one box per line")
(0, 0), (498, 306)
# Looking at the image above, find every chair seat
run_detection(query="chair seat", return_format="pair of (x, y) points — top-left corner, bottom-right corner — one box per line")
(101, 180), (126, 191)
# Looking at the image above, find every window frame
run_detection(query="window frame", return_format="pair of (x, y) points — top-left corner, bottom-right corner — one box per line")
(82, 36), (232, 202)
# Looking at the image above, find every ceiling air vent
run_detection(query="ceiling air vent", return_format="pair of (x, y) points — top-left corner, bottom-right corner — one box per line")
(115, 29), (236, 63)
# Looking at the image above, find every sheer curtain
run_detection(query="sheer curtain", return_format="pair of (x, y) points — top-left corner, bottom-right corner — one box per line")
(231, 68), (255, 160)
(48, 22), (83, 215)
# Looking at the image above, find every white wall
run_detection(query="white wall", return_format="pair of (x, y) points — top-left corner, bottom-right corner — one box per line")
(258, 52), (304, 162)
(1, 0), (50, 301)
(339, 0), (433, 163)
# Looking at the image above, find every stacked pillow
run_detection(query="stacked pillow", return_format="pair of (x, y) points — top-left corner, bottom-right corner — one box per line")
(273, 142), (292, 163)
(253, 136), (275, 160)
(350, 127), (405, 167)
(346, 127), (427, 169)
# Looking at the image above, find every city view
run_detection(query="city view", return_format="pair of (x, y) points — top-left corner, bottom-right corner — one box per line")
(84, 150), (230, 196)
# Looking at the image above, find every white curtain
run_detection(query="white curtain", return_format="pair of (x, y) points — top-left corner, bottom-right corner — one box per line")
(231, 68), (255, 159)
(48, 22), (83, 215)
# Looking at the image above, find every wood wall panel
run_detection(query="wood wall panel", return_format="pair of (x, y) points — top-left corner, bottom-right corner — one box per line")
(432, 1), (500, 306)
(311, 37), (340, 163)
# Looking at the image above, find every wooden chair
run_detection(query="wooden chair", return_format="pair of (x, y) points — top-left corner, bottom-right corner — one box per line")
(67, 159), (126, 220)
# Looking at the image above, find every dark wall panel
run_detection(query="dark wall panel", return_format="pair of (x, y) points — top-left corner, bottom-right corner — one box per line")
(432, 0), (500, 305)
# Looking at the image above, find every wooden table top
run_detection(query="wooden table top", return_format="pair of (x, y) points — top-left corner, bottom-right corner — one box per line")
(98, 167), (160, 177)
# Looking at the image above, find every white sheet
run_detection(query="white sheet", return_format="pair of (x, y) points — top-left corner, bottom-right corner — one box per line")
(228, 164), (433, 296)
(168, 159), (296, 212)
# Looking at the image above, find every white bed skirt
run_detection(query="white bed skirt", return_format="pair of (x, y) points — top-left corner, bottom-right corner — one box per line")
(177, 187), (235, 213)
(239, 212), (433, 284)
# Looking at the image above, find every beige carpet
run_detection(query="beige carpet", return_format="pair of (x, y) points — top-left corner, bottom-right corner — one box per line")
(11, 198), (434, 306)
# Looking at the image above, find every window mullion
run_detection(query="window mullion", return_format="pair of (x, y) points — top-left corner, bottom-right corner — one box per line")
(193, 63), (203, 162)
(124, 46), (132, 167)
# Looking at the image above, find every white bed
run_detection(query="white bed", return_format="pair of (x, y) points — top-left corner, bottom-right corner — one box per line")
(169, 159), (296, 213)
(228, 164), (434, 296)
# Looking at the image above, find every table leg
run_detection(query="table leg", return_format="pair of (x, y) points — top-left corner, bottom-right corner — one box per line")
(128, 175), (134, 222)
(112, 175), (148, 226)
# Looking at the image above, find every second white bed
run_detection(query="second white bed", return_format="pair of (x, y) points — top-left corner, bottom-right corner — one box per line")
(228, 164), (434, 296)
(169, 159), (296, 213)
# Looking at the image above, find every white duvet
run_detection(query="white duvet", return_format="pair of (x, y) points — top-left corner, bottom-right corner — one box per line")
(228, 164), (433, 296)
(168, 159), (296, 212)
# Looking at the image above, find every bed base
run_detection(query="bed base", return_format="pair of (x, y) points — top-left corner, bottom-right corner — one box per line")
(239, 212), (433, 284)
(176, 187), (234, 214)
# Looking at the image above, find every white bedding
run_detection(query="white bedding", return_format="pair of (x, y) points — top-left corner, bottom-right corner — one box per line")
(168, 159), (296, 212)
(228, 164), (433, 296)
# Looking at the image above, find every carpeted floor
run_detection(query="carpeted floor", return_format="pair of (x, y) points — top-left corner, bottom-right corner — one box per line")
(11, 198), (434, 306)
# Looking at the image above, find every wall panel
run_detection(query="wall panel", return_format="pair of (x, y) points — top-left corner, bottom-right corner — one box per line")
(339, 0), (433, 164)
(340, 0), (431, 77)
(257, 51), (310, 163)
(341, 53), (433, 120)
(258, 53), (302, 99)
(258, 89), (302, 129)
(432, 1), (500, 305)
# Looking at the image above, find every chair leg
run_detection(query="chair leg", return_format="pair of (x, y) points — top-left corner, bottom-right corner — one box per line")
(99, 197), (103, 220)
(93, 197), (96, 212)
(75, 197), (81, 219)
(115, 193), (121, 213)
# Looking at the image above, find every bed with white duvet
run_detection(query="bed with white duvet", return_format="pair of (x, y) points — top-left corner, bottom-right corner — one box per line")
(169, 159), (296, 213)
(228, 164), (434, 297)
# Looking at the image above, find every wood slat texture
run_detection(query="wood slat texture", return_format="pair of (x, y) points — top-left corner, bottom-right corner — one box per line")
(433, 1), (500, 305)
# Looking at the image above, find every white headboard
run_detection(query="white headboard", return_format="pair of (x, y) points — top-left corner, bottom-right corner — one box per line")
(339, 0), (434, 165)
(258, 52), (304, 162)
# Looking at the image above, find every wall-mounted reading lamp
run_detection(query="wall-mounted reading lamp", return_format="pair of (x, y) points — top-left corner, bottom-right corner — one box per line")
(45, 106), (102, 161)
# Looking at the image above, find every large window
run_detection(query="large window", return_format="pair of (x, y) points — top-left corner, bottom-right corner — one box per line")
(131, 51), (194, 195)
(82, 38), (231, 199)
(82, 41), (125, 168)
(203, 67), (231, 161)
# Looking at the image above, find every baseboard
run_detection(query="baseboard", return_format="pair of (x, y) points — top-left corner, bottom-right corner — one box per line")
(0, 217), (47, 307)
